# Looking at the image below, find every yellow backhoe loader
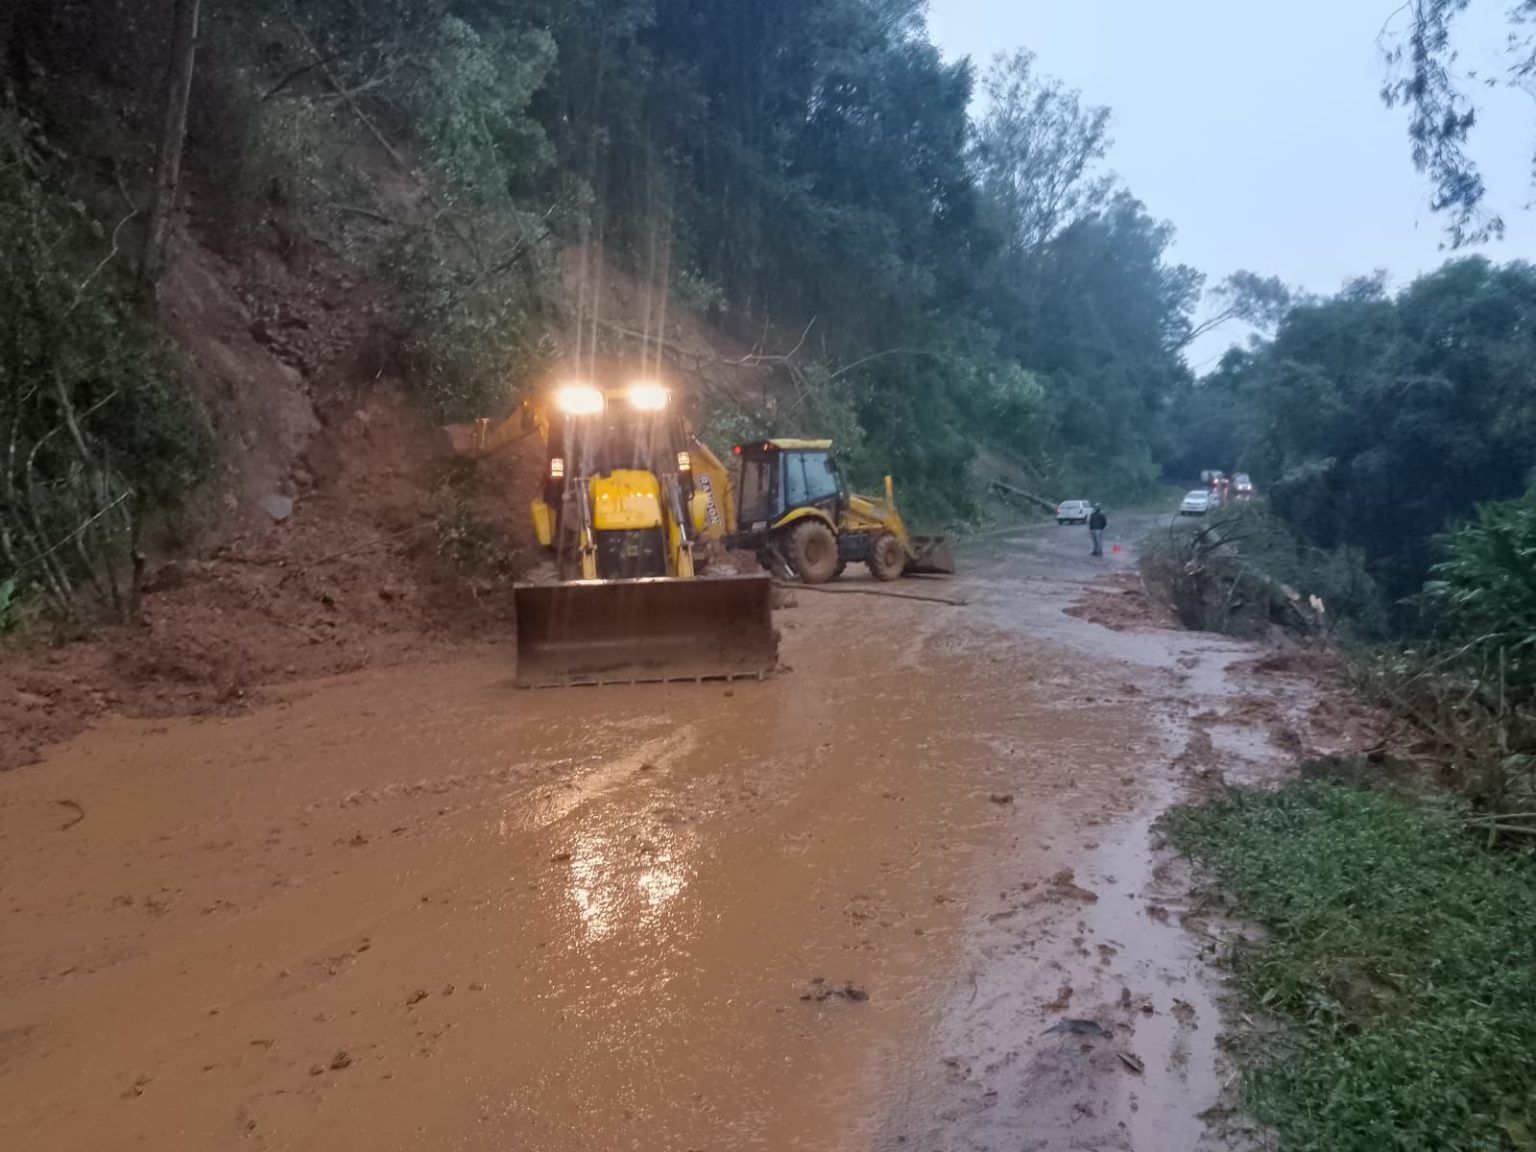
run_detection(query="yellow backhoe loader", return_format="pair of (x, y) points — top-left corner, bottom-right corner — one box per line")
(714, 439), (955, 584)
(451, 375), (776, 687)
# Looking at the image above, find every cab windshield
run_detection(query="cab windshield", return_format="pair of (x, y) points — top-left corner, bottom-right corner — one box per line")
(784, 451), (840, 507)
(562, 409), (675, 476)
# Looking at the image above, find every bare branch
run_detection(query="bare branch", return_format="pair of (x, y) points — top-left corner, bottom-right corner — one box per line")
(67, 210), (137, 315)
(261, 36), (387, 101)
(730, 317), (817, 366)
(827, 347), (924, 380)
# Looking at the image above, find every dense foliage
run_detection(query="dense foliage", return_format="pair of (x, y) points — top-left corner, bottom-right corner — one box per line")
(1426, 498), (1536, 676)
(212, 0), (1202, 518)
(0, 107), (208, 625)
(1166, 258), (1536, 615)
(4, 0), (1210, 532)
(1168, 781), (1536, 1152)
(523, 1), (1203, 513)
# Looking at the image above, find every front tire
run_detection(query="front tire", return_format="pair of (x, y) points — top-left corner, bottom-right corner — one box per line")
(784, 520), (840, 584)
(867, 532), (906, 582)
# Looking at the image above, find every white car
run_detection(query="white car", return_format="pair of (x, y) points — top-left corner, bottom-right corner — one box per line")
(1180, 490), (1216, 516)
(1056, 500), (1094, 525)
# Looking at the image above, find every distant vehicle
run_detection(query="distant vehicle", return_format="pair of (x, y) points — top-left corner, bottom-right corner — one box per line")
(1056, 499), (1094, 525)
(1180, 489), (1216, 516)
(1233, 473), (1255, 500)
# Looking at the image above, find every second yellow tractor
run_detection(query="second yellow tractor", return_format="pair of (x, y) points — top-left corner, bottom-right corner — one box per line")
(719, 439), (955, 584)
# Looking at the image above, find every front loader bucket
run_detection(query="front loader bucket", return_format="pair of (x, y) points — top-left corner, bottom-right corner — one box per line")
(514, 574), (778, 688)
(906, 535), (956, 576)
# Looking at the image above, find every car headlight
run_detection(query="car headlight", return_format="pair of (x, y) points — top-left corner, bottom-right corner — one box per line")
(555, 384), (605, 415)
(627, 382), (670, 411)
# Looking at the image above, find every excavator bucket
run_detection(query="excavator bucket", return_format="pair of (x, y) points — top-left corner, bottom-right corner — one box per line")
(514, 574), (778, 688)
(906, 535), (956, 576)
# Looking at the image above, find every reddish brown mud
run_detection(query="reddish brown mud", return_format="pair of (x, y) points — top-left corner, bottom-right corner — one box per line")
(0, 517), (1374, 1150)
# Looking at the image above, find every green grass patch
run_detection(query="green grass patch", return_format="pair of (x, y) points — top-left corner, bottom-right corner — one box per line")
(1166, 781), (1536, 1151)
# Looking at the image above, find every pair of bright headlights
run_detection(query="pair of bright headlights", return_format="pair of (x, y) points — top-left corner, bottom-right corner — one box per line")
(554, 382), (669, 415)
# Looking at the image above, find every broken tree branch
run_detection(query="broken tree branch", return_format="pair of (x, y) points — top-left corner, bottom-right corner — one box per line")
(731, 317), (817, 366)
(827, 347), (926, 380)
(261, 35), (386, 101)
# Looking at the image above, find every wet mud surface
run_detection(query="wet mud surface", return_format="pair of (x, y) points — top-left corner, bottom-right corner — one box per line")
(0, 516), (1377, 1150)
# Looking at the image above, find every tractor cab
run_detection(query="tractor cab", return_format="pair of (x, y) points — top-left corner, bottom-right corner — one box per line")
(732, 439), (846, 533)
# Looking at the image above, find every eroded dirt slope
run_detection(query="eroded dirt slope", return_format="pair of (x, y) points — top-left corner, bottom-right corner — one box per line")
(0, 221), (810, 772)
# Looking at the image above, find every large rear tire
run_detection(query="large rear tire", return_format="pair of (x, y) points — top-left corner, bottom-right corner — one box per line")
(785, 520), (840, 584)
(867, 532), (906, 582)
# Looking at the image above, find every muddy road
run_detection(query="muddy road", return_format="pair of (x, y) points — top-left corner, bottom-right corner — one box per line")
(0, 515), (1362, 1151)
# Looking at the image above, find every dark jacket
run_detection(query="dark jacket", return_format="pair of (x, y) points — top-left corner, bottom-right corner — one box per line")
(1088, 509), (1107, 531)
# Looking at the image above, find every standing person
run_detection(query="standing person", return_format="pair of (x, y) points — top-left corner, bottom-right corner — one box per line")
(1088, 504), (1107, 557)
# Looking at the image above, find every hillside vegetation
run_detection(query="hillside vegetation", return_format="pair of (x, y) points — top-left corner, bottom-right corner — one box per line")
(5, 3), (1533, 757)
(1166, 260), (1536, 613)
(2, 0), (1208, 628)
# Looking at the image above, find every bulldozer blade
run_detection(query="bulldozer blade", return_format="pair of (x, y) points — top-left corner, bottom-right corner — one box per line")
(514, 574), (778, 688)
(906, 535), (956, 576)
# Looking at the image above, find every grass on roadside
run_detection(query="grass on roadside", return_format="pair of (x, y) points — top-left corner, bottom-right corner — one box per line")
(1166, 781), (1536, 1152)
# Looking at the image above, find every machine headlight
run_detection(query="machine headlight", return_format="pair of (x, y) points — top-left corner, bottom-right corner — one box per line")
(627, 382), (670, 411)
(555, 384), (605, 415)
(677, 451), (692, 472)
(550, 456), (565, 479)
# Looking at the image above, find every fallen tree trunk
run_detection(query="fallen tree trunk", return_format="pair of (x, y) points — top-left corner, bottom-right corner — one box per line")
(986, 478), (1057, 514)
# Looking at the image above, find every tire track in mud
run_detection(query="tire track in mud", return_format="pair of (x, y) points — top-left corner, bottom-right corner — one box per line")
(876, 519), (1381, 1152)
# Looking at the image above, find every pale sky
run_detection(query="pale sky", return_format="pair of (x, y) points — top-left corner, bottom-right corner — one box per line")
(925, 0), (1536, 371)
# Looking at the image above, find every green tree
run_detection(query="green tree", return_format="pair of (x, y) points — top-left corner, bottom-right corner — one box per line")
(1184, 270), (1296, 350)
(1382, 0), (1536, 244)
(1168, 258), (1536, 615)
(973, 49), (1113, 254)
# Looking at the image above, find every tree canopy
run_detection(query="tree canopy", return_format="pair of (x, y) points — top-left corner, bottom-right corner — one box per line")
(1167, 257), (1536, 616)
(232, 0), (1202, 518)
(0, 0), (1213, 615)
